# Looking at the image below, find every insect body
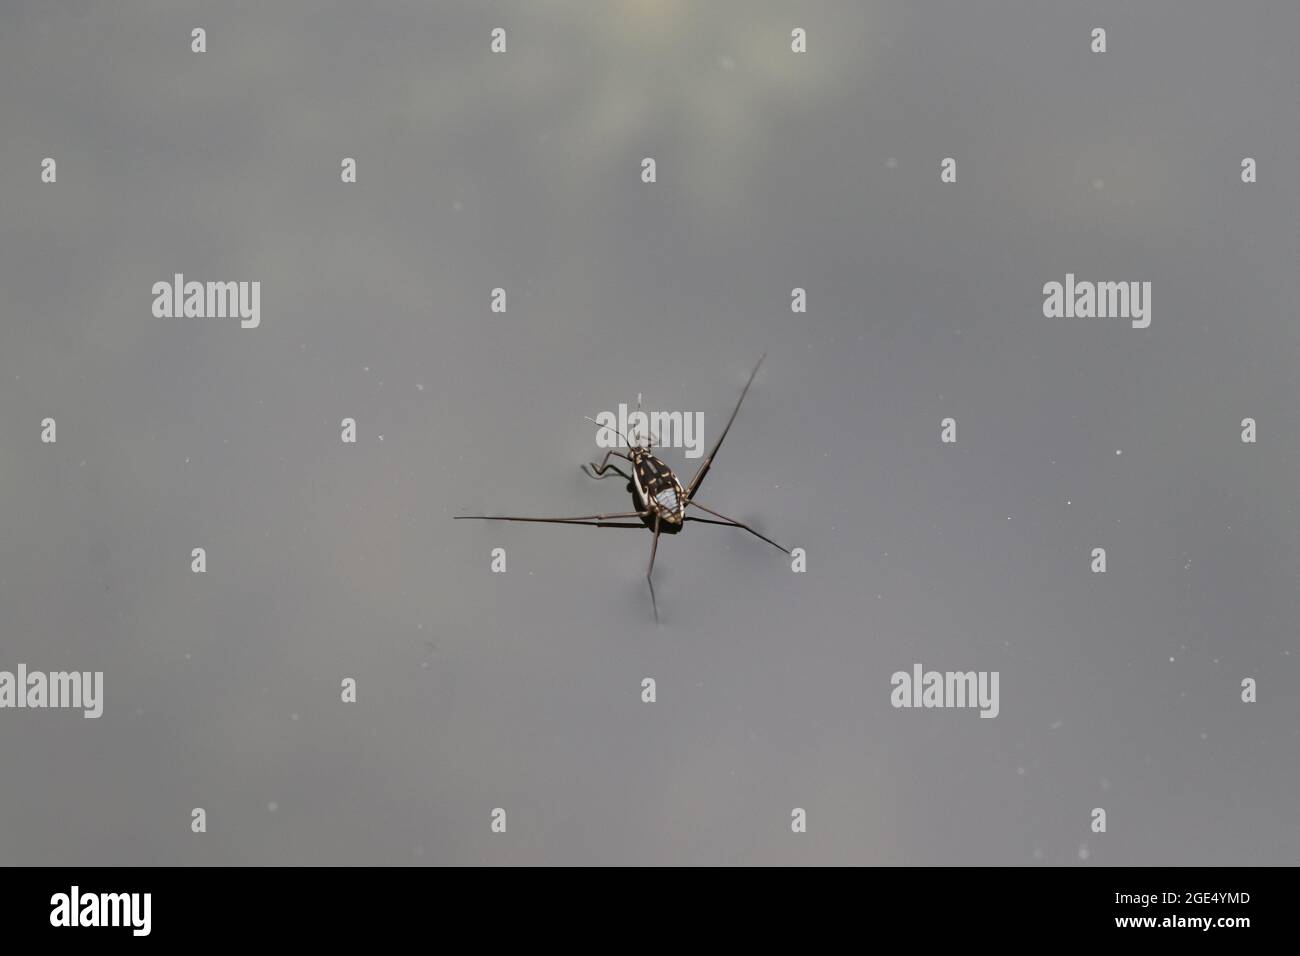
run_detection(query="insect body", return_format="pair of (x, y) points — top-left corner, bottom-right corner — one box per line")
(631, 449), (686, 528)
(455, 354), (788, 621)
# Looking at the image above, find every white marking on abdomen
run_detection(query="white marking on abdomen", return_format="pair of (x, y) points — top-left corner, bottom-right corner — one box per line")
(655, 488), (678, 511)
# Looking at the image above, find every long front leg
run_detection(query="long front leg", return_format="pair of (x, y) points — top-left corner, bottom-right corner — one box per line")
(685, 501), (790, 554)
(581, 449), (633, 482)
(646, 513), (663, 623)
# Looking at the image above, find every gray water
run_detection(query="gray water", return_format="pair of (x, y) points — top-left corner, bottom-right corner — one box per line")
(1, 0), (1297, 865)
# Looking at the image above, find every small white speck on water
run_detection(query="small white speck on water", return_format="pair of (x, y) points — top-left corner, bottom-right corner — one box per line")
(416, 384), (424, 391)
(363, 366), (370, 373)
(1169, 656), (1175, 662)
(291, 713), (299, 721)
(1116, 449), (1122, 455)
(1050, 720), (1062, 730)
(1017, 766), (1025, 776)
(1200, 732), (1208, 740)
(267, 802), (278, 813)
(886, 157), (898, 168)
(1078, 843), (1090, 860)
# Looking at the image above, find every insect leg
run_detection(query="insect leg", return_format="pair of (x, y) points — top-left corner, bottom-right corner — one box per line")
(684, 501), (790, 554)
(684, 353), (765, 501)
(646, 512), (663, 623)
(581, 449), (633, 482)
(455, 510), (649, 528)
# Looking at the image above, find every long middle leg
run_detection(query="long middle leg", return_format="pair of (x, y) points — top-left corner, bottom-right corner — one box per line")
(455, 510), (648, 528)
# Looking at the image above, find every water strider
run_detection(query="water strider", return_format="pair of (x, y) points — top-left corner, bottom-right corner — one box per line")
(455, 354), (790, 621)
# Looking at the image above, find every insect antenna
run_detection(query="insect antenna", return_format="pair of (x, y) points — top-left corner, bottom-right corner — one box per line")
(633, 393), (661, 448)
(585, 415), (635, 448)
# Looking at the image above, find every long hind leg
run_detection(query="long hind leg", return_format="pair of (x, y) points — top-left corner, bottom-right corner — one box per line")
(646, 513), (663, 623)
(685, 501), (790, 554)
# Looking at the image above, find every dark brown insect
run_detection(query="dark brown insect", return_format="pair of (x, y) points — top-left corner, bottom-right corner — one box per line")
(455, 354), (789, 621)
